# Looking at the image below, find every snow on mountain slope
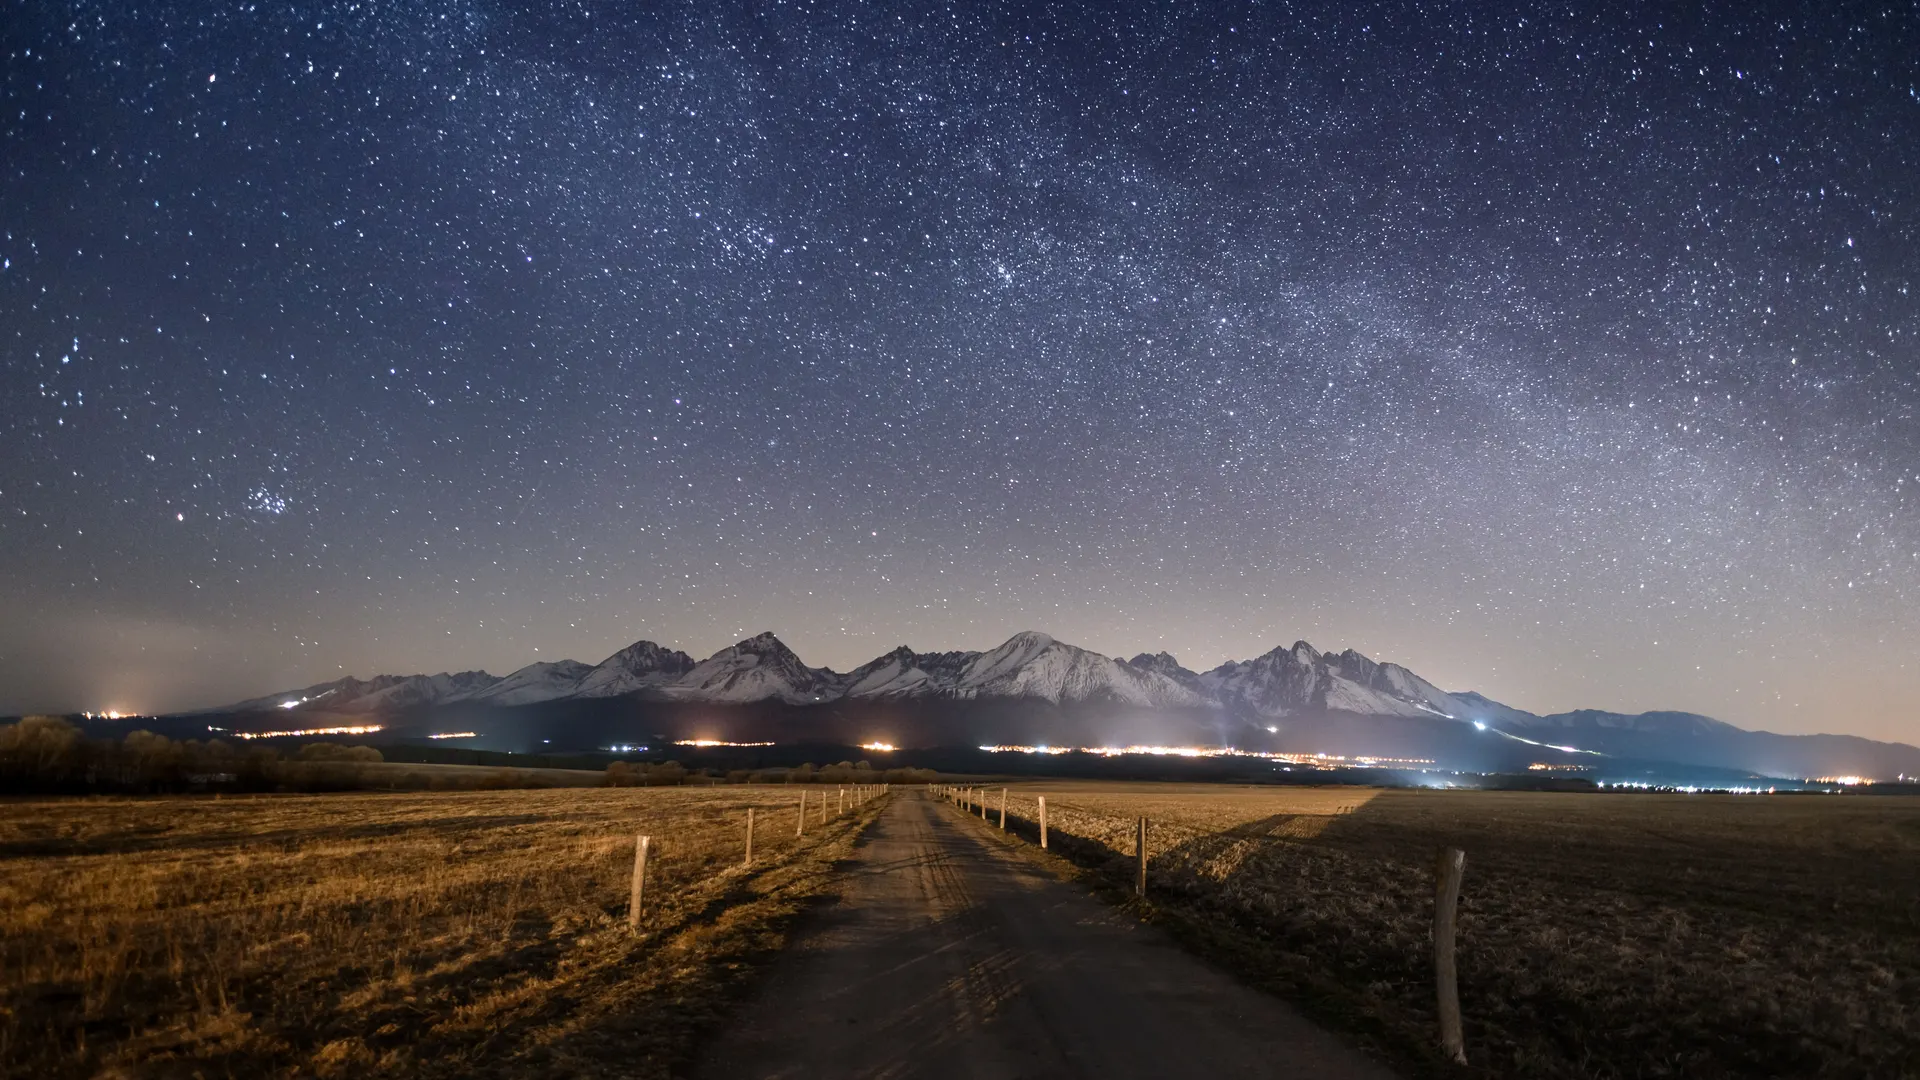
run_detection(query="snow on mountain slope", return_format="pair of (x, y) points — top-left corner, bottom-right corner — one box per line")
(209, 677), (370, 714)
(1125, 652), (1200, 687)
(948, 631), (1207, 707)
(1200, 641), (1478, 720)
(571, 640), (697, 699)
(348, 671), (500, 711)
(1446, 691), (1542, 728)
(208, 671), (501, 714)
(841, 646), (980, 698)
(197, 630), (1520, 722)
(1197, 642), (1324, 717)
(474, 660), (595, 706)
(663, 632), (840, 704)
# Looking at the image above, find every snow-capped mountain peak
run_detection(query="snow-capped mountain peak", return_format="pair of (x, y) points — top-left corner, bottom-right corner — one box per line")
(1197, 640), (1477, 721)
(842, 645), (981, 698)
(666, 632), (840, 704)
(1125, 651), (1198, 684)
(949, 631), (1205, 707)
(198, 629), (1496, 723)
(571, 639), (697, 699)
(476, 659), (595, 706)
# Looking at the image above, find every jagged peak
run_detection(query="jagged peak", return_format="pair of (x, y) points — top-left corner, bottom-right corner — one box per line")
(1128, 651), (1195, 679)
(706, 631), (799, 659)
(1243, 639), (1319, 666)
(597, 638), (695, 671)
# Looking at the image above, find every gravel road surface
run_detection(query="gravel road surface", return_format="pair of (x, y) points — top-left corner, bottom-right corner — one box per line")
(697, 792), (1397, 1079)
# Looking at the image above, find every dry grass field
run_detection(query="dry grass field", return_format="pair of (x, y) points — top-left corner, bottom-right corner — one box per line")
(958, 781), (1920, 1079)
(0, 784), (887, 1079)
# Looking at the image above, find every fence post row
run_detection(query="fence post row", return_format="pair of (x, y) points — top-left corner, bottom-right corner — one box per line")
(1434, 847), (1468, 1065)
(629, 834), (650, 930)
(1135, 818), (1148, 897)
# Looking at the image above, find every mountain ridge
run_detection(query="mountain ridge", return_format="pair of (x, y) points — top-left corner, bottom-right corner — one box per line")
(187, 628), (1920, 780)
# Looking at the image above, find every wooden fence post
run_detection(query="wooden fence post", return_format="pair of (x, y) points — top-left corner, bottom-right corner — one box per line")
(1135, 818), (1148, 897)
(1434, 847), (1468, 1065)
(980, 789), (988, 819)
(628, 834), (650, 930)
(999, 788), (1007, 830)
(797, 789), (807, 836)
(1038, 796), (1048, 849)
(839, 787), (845, 815)
(744, 808), (755, 865)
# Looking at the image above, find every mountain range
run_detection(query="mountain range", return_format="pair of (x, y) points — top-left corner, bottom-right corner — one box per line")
(199, 629), (1920, 783)
(214, 630), (1463, 718)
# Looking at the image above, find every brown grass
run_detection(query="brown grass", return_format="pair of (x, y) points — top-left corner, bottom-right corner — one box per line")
(956, 781), (1920, 1079)
(0, 784), (888, 1078)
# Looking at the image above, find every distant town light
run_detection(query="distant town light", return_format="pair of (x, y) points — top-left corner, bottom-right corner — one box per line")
(859, 741), (896, 752)
(426, 732), (478, 740)
(232, 724), (383, 740)
(674, 739), (775, 748)
(975, 744), (1434, 767)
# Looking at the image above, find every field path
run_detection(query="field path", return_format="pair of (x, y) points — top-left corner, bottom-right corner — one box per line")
(696, 792), (1397, 1079)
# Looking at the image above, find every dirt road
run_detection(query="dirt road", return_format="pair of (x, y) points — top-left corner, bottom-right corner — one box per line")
(697, 792), (1397, 1079)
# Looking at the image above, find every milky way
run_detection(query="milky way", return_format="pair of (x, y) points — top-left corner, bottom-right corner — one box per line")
(2, 1), (1916, 739)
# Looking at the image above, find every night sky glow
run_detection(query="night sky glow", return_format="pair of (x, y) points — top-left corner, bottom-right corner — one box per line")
(2, 2), (1916, 741)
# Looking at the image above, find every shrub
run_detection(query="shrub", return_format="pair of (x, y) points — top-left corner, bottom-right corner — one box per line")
(297, 742), (382, 763)
(0, 716), (85, 787)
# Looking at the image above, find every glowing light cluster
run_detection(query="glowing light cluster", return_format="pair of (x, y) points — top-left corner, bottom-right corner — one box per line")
(977, 744), (1434, 767)
(275, 689), (337, 710)
(859, 741), (896, 752)
(426, 732), (478, 740)
(1478, 723), (1604, 757)
(674, 739), (775, 748)
(1812, 775), (1870, 786)
(978, 744), (1072, 754)
(81, 710), (130, 720)
(230, 724), (384, 740)
(1599, 781), (1779, 794)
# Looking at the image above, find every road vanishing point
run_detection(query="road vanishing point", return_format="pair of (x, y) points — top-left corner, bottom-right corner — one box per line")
(699, 792), (1398, 1079)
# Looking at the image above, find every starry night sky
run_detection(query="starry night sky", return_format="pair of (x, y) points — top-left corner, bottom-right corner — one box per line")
(2, 1), (1917, 740)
